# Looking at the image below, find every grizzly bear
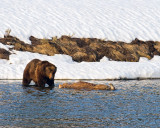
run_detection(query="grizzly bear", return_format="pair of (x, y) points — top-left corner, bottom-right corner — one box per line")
(59, 81), (115, 90)
(22, 59), (57, 88)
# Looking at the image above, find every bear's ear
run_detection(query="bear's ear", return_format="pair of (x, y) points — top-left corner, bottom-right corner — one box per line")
(45, 66), (50, 73)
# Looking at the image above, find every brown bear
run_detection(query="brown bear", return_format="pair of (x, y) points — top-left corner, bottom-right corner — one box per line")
(22, 59), (57, 88)
(59, 81), (115, 90)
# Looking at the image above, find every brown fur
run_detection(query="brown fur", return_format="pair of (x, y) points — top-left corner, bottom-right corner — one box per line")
(22, 59), (57, 88)
(59, 81), (115, 90)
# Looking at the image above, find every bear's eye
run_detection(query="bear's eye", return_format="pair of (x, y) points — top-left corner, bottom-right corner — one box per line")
(46, 67), (51, 72)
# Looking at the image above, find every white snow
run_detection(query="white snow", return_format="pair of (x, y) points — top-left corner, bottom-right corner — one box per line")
(1, 0), (160, 80)
(0, 43), (13, 51)
(1, 0), (160, 43)
(1, 46), (160, 80)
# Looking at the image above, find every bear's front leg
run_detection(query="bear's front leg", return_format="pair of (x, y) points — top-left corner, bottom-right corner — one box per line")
(22, 77), (31, 87)
(47, 79), (55, 87)
(37, 79), (45, 88)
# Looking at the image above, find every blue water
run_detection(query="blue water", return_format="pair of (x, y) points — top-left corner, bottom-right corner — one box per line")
(0, 80), (160, 127)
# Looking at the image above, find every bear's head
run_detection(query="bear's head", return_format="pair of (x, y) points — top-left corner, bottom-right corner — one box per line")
(36, 61), (57, 80)
(45, 65), (57, 79)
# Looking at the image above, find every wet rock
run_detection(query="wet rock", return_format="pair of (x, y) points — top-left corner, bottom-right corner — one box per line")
(59, 81), (115, 90)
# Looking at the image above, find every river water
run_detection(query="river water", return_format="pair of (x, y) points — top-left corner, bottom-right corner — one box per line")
(0, 80), (160, 127)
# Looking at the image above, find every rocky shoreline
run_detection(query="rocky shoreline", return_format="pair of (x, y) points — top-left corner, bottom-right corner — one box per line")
(0, 35), (160, 62)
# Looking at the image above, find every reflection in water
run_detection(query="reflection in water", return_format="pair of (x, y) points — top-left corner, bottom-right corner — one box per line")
(0, 80), (160, 127)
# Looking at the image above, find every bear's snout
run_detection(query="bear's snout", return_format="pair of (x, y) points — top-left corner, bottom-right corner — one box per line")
(49, 73), (54, 79)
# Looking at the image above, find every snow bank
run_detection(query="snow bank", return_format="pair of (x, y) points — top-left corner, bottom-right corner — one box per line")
(1, 49), (160, 80)
(1, 0), (160, 79)
(0, 0), (160, 43)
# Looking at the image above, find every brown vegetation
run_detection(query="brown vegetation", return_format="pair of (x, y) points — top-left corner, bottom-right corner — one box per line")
(0, 34), (160, 62)
(0, 48), (11, 60)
